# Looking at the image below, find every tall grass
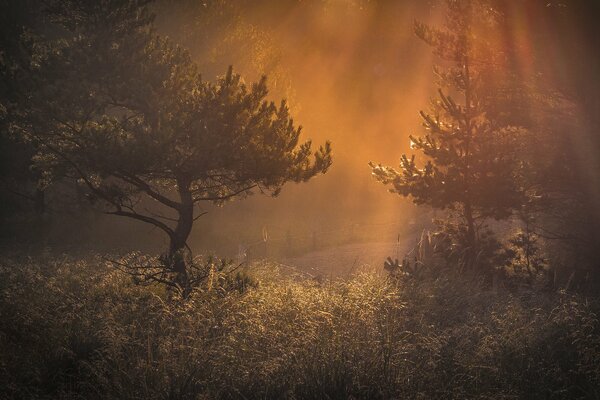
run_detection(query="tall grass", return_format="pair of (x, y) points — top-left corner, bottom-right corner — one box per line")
(0, 255), (598, 399)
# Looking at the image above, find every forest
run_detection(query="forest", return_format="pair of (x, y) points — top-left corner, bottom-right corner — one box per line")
(1, 0), (599, 398)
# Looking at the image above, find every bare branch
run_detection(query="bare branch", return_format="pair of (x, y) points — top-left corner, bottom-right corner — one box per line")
(143, 207), (179, 222)
(105, 209), (175, 236)
(193, 211), (208, 221)
(193, 184), (256, 202)
(113, 172), (182, 211)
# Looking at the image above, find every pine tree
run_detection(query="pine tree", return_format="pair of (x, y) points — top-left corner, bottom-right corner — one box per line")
(370, 0), (526, 271)
(10, 0), (332, 293)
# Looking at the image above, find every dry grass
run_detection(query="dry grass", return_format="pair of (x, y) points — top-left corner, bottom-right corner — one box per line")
(0, 255), (599, 399)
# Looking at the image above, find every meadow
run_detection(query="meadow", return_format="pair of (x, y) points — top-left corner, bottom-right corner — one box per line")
(1, 254), (598, 399)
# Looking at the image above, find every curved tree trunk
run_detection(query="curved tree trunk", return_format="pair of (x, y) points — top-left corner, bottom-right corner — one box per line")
(167, 179), (194, 294)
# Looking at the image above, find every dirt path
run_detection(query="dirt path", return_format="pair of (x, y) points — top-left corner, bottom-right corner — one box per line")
(279, 240), (415, 278)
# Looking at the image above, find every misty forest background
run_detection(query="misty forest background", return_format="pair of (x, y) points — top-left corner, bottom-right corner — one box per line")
(1, 0), (600, 399)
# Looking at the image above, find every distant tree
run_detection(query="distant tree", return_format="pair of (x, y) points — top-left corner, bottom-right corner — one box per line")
(497, 0), (600, 289)
(11, 0), (331, 292)
(370, 0), (526, 271)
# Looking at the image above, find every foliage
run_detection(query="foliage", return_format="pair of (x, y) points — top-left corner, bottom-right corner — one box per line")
(502, 227), (548, 282)
(481, 0), (600, 287)
(386, 226), (510, 286)
(0, 0), (48, 221)
(1, 255), (599, 399)
(7, 0), (331, 290)
(370, 0), (528, 271)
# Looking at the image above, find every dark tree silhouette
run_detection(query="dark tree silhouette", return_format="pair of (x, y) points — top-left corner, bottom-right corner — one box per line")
(11, 0), (331, 291)
(370, 0), (526, 271)
(0, 0), (48, 220)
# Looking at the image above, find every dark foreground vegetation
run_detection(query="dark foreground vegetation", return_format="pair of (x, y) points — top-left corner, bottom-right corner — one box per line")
(1, 255), (599, 400)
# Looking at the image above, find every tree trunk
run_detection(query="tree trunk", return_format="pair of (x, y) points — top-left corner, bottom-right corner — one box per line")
(464, 201), (477, 270)
(167, 179), (194, 294)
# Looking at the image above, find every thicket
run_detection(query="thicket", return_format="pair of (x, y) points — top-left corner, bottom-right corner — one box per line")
(1, 255), (598, 399)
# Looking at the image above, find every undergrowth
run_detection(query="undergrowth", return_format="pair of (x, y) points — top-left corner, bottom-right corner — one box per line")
(0, 255), (598, 399)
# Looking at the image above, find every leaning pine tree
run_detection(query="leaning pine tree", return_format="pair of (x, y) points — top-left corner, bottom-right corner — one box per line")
(12, 0), (331, 294)
(370, 0), (526, 271)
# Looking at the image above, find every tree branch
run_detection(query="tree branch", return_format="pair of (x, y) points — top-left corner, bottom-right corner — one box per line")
(114, 172), (182, 211)
(105, 209), (175, 236)
(193, 211), (208, 221)
(193, 184), (256, 202)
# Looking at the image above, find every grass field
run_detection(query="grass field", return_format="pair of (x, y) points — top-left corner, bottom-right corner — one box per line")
(281, 241), (409, 278)
(1, 254), (599, 399)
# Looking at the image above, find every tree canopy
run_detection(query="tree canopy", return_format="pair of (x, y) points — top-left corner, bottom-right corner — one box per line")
(9, 0), (332, 292)
(370, 0), (526, 270)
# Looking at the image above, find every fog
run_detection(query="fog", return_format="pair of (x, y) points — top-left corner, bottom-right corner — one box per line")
(146, 1), (441, 255)
(8, 0), (598, 262)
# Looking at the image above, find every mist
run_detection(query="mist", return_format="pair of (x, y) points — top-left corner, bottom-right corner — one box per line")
(1, 1), (600, 397)
(147, 1), (440, 256)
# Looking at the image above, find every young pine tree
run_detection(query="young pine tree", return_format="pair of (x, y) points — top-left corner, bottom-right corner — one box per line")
(370, 0), (526, 271)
